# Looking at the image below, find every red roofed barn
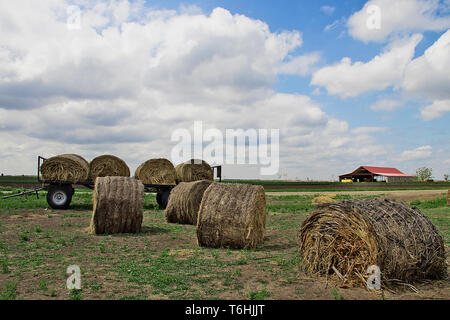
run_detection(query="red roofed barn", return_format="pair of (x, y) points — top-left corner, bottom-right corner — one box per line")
(339, 166), (415, 183)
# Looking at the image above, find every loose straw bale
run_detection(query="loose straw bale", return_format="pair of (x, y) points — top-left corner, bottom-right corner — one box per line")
(312, 196), (336, 204)
(135, 159), (176, 185)
(196, 183), (266, 249)
(41, 154), (89, 183)
(89, 176), (144, 234)
(165, 180), (213, 225)
(298, 198), (447, 287)
(175, 159), (213, 183)
(89, 155), (130, 181)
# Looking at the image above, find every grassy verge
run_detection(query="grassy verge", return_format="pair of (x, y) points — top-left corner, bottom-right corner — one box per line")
(0, 190), (448, 300)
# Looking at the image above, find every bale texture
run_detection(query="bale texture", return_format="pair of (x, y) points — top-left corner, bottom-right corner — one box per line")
(89, 176), (144, 234)
(165, 180), (213, 225)
(89, 155), (130, 181)
(175, 159), (213, 183)
(312, 196), (336, 204)
(41, 154), (89, 183)
(135, 159), (176, 185)
(299, 198), (446, 286)
(197, 183), (266, 249)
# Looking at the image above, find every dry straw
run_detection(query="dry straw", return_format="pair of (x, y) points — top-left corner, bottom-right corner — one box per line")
(135, 158), (176, 185)
(298, 198), (447, 287)
(196, 183), (266, 249)
(175, 159), (213, 183)
(311, 196), (336, 204)
(88, 176), (144, 234)
(165, 180), (213, 225)
(89, 154), (130, 181)
(40, 154), (89, 183)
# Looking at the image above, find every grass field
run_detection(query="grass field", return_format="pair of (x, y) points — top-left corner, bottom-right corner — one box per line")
(0, 187), (448, 300)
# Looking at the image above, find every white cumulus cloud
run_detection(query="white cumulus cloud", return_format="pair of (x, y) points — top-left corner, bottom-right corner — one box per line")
(400, 145), (433, 161)
(347, 0), (450, 42)
(311, 34), (422, 98)
(420, 100), (450, 121)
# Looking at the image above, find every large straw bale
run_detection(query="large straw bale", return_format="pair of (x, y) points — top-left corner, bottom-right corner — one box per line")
(135, 159), (176, 185)
(299, 198), (447, 287)
(89, 155), (130, 181)
(41, 154), (89, 183)
(175, 159), (213, 183)
(88, 176), (144, 234)
(165, 180), (213, 225)
(196, 183), (266, 249)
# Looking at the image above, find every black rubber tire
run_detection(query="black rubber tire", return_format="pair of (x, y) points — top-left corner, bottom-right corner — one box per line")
(156, 190), (170, 210)
(46, 185), (73, 210)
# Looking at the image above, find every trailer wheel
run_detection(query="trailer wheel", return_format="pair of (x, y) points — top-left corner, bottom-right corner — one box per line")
(47, 185), (73, 210)
(156, 190), (170, 210)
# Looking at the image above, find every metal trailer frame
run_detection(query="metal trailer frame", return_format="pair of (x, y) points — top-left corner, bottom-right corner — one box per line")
(2, 156), (222, 210)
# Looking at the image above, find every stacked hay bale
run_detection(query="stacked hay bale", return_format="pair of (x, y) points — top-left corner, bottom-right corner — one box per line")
(40, 154), (89, 183)
(135, 159), (176, 185)
(89, 155), (130, 181)
(175, 159), (213, 183)
(197, 183), (266, 249)
(298, 198), (446, 287)
(164, 180), (213, 225)
(88, 176), (144, 234)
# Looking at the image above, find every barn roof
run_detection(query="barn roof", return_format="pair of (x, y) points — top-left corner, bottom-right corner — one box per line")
(340, 166), (414, 178)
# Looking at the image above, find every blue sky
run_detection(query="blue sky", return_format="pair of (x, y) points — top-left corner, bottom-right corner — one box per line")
(0, 0), (449, 179)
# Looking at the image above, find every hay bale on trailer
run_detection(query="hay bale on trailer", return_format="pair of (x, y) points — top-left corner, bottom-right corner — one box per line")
(134, 158), (176, 185)
(196, 183), (266, 249)
(89, 155), (130, 181)
(165, 180), (213, 225)
(88, 176), (144, 234)
(298, 198), (446, 287)
(41, 154), (89, 183)
(175, 159), (213, 183)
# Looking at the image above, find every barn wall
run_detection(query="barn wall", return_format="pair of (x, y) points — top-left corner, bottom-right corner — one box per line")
(386, 176), (415, 183)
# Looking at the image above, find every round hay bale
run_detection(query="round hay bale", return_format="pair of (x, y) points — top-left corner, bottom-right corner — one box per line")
(135, 158), (176, 185)
(165, 180), (213, 225)
(89, 176), (144, 234)
(89, 155), (130, 181)
(299, 198), (447, 286)
(312, 196), (336, 204)
(196, 183), (266, 249)
(41, 154), (89, 183)
(175, 159), (213, 183)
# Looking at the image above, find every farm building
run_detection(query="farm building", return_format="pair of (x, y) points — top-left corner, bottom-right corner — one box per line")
(339, 166), (415, 183)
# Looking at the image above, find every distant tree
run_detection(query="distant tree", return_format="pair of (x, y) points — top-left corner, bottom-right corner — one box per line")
(416, 167), (433, 181)
(444, 174), (449, 181)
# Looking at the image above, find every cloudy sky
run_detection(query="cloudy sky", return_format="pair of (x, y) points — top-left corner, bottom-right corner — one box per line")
(0, 0), (449, 180)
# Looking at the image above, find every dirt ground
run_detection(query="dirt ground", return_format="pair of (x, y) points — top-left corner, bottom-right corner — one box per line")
(267, 189), (449, 203)
(0, 190), (448, 300)
(0, 208), (448, 300)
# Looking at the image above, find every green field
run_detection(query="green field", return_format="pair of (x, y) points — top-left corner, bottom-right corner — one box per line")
(0, 176), (38, 184)
(0, 187), (448, 300)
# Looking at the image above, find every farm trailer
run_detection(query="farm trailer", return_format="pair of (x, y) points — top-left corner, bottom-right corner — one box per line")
(2, 156), (222, 210)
